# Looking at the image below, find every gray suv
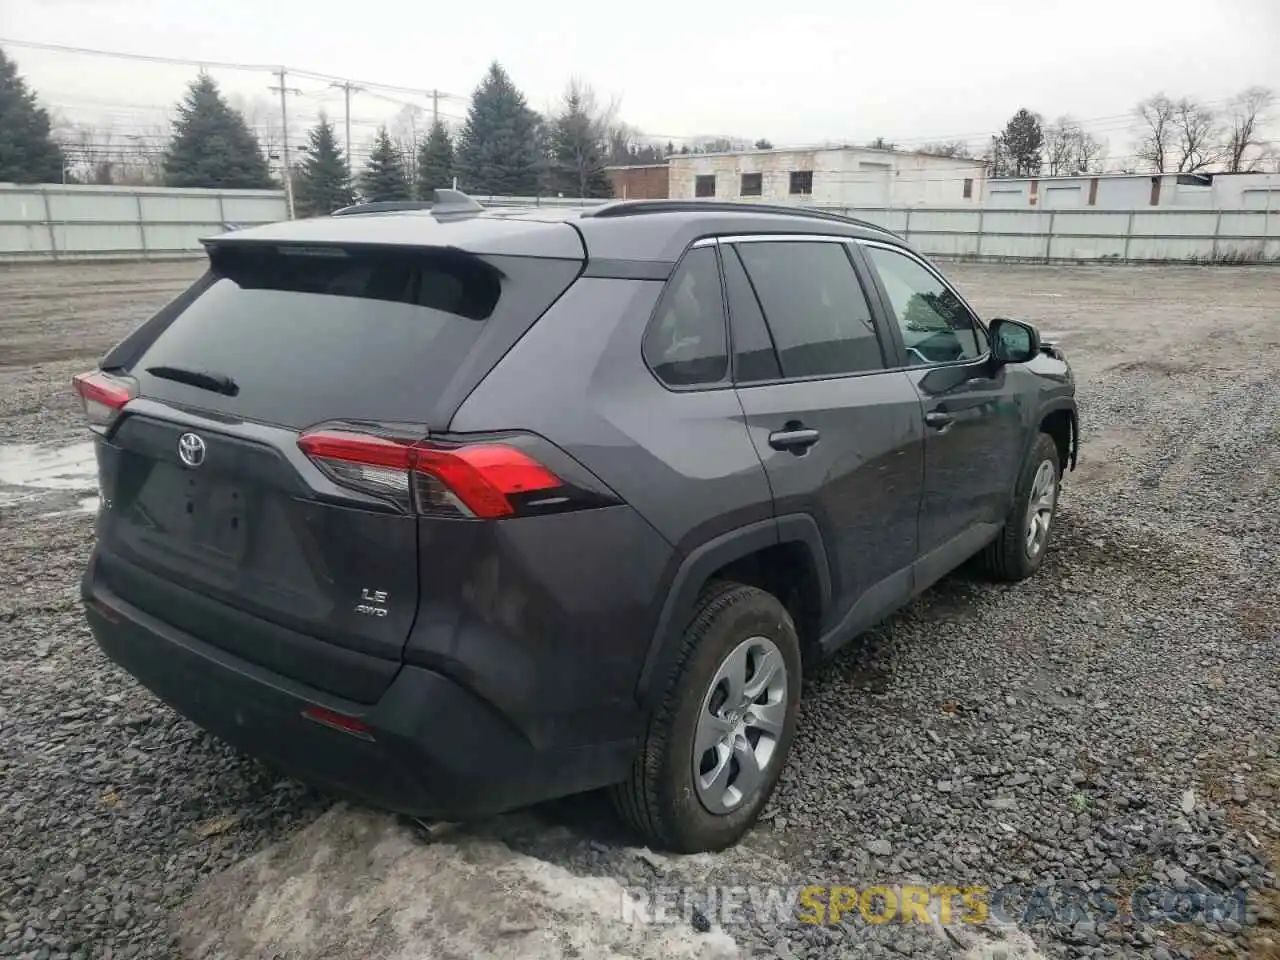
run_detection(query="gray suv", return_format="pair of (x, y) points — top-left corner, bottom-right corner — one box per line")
(76, 194), (1078, 853)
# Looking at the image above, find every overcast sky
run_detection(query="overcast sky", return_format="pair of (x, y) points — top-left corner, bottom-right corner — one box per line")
(2, 0), (1278, 159)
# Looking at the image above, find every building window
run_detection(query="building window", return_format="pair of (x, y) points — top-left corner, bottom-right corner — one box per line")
(695, 175), (716, 198)
(962, 178), (973, 199)
(789, 171), (813, 196)
(740, 173), (763, 197)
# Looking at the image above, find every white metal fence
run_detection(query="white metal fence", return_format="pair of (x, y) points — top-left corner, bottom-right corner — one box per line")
(453, 197), (1280, 263)
(3, 188), (1277, 264)
(0, 184), (287, 262)
(832, 205), (1280, 263)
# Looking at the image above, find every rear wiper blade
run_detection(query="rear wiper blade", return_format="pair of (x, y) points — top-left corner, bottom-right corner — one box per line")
(146, 365), (240, 397)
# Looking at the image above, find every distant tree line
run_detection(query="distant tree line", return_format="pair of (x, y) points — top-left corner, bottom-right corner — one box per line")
(1, 44), (1274, 194)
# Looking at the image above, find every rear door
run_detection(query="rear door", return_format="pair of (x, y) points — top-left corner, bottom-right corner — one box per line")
(93, 240), (582, 702)
(724, 236), (925, 638)
(857, 241), (1025, 561)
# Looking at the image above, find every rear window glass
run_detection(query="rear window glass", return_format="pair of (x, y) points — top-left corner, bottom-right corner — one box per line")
(132, 244), (571, 429)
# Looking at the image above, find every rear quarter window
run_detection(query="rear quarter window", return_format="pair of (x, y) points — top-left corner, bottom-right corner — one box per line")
(642, 246), (729, 388)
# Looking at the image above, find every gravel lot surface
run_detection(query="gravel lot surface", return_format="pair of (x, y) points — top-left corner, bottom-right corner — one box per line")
(1, 260), (1277, 960)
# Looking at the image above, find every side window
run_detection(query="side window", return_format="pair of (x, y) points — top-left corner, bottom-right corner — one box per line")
(642, 246), (728, 388)
(721, 246), (781, 382)
(734, 241), (886, 379)
(863, 246), (986, 366)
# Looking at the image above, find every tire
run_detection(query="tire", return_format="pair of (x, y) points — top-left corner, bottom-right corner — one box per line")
(612, 581), (802, 853)
(982, 431), (1062, 582)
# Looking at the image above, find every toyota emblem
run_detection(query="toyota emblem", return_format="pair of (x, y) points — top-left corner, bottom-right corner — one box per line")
(177, 432), (207, 468)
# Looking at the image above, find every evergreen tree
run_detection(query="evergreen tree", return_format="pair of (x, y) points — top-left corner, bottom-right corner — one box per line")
(415, 120), (454, 198)
(359, 127), (411, 201)
(294, 116), (353, 216)
(0, 49), (65, 183)
(998, 108), (1045, 177)
(548, 82), (611, 198)
(455, 62), (540, 196)
(163, 73), (273, 189)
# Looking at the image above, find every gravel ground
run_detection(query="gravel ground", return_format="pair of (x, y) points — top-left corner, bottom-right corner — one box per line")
(1, 260), (1277, 960)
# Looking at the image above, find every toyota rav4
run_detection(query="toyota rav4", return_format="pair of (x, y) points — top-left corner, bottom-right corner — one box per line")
(77, 193), (1078, 853)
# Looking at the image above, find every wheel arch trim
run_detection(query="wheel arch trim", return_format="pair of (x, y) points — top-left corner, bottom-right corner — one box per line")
(635, 514), (831, 705)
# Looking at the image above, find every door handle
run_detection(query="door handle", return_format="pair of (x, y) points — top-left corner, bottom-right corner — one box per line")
(768, 426), (821, 452)
(924, 410), (954, 429)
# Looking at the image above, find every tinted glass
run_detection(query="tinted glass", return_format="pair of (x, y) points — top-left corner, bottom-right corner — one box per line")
(642, 246), (728, 387)
(864, 246), (986, 366)
(735, 241), (885, 378)
(132, 244), (576, 428)
(722, 246), (781, 382)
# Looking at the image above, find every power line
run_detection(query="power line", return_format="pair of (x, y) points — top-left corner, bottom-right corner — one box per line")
(0, 36), (466, 105)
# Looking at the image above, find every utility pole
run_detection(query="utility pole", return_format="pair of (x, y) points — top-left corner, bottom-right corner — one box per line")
(269, 68), (302, 219)
(330, 81), (363, 178)
(431, 89), (439, 127)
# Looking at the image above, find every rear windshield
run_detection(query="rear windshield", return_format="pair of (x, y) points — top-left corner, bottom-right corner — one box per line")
(127, 243), (578, 429)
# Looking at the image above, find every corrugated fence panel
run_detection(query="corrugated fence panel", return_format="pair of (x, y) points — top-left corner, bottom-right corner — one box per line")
(50, 222), (142, 253)
(47, 191), (137, 223)
(1126, 238), (1215, 259)
(144, 223), (220, 253)
(0, 184), (285, 261)
(0, 223), (52, 253)
(221, 194), (286, 222)
(1131, 212), (1217, 237)
(980, 210), (1055, 235)
(138, 193), (223, 224)
(0, 189), (45, 222)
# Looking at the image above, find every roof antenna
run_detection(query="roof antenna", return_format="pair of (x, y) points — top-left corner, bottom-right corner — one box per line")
(432, 188), (483, 214)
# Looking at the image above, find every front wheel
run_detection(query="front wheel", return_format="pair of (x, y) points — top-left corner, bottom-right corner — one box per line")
(611, 582), (802, 853)
(982, 432), (1061, 581)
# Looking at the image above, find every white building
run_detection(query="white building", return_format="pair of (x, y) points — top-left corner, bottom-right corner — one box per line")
(667, 146), (987, 207)
(984, 172), (1280, 210)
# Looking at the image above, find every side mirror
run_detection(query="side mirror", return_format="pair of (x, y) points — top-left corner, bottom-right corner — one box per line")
(990, 318), (1040, 365)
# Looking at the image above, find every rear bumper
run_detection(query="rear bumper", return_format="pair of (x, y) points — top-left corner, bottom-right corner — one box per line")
(82, 569), (634, 820)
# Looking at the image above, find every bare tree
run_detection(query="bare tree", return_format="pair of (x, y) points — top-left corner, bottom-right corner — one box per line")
(1171, 97), (1221, 172)
(1134, 93), (1176, 173)
(1042, 117), (1077, 176)
(1224, 86), (1274, 173)
(389, 104), (423, 189)
(1076, 131), (1107, 173)
(1042, 117), (1110, 175)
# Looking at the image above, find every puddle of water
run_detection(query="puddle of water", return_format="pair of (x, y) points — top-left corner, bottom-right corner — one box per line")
(0, 441), (98, 508)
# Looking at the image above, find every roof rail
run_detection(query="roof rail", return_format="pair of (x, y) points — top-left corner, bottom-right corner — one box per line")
(331, 189), (484, 218)
(580, 199), (897, 236)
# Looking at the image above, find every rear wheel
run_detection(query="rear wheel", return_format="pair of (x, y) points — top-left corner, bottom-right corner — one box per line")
(612, 582), (802, 853)
(982, 432), (1061, 581)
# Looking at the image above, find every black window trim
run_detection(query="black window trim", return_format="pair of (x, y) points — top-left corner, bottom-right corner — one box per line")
(716, 233), (900, 388)
(740, 172), (763, 198)
(854, 238), (992, 371)
(640, 239), (733, 394)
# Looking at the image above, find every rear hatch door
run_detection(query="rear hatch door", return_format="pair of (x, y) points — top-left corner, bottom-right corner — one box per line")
(93, 235), (583, 703)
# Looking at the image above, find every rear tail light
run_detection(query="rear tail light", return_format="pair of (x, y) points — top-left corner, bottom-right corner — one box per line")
(297, 428), (563, 519)
(73, 370), (137, 428)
